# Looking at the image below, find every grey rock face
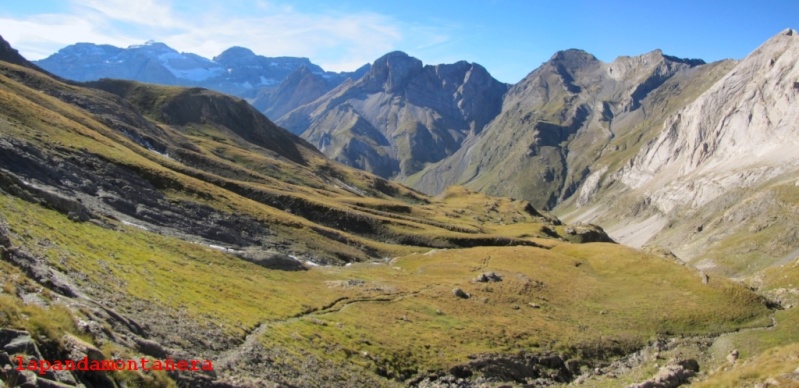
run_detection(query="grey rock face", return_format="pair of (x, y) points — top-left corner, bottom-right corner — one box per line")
(410, 47), (703, 209)
(474, 272), (502, 283)
(240, 251), (308, 271)
(628, 359), (699, 388)
(1, 329), (41, 357)
(618, 29), (799, 214)
(254, 65), (356, 120)
(548, 29), (799, 275)
(280, 51), (509, 179)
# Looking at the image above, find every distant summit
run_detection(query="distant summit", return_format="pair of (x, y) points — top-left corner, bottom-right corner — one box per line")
(34, 41), (369, 112)
(213, 46), (258, 62)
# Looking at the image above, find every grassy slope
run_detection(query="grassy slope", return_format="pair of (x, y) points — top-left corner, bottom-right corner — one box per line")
(0, 58), (777, 385)
(691, 256), (799, 386)
(0, 194), (771, 382)
(0, 62), (556, 262)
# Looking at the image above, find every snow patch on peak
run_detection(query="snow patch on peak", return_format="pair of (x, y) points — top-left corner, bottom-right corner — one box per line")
(259, 76), (277, 86)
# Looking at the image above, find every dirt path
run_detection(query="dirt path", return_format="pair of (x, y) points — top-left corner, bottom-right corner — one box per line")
(213, 286), (431, 370)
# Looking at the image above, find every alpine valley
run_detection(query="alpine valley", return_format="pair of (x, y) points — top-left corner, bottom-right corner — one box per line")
(0, 28), (796, 387)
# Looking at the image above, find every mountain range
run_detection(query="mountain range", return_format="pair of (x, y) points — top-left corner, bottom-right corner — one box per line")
(35, 41), (370, 106)
(278, 51), (509, 178)
(2, 29), (799, 387)
(41, 32), (796, 279)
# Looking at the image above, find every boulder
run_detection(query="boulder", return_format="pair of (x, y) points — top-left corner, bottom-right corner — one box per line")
(61, 334), (104, 362)
(452, 288), (470, 299)
(628, 359), (698, 388)
(133, 336), (167, 359)
(13, 370), (38, 388)
(474, 272), (502, 283)
(0, 329), (41, 359)
(726, 349), (739, 364)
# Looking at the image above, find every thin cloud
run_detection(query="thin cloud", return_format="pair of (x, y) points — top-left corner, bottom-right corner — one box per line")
(71, 0), (185, 30)
(0, 13), (138, 59)
(2, 0), (453, 72)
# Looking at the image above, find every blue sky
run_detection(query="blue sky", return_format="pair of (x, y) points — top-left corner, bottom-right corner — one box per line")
(1, 0), (796, 83)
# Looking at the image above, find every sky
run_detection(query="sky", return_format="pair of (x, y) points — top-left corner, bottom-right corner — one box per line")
(1, 0), (796, 83)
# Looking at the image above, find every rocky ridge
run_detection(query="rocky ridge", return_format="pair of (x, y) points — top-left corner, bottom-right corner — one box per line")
(560, 28), (799, 274)
(407, 48), (707, 209)
(618, 28), (799, 213)
(278, 51), (509, 178)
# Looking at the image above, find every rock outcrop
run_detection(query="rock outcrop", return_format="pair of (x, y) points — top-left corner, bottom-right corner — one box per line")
(628, 359), (699, 388)
(252, 64), (370, 121)
(618, 28), (799, 213)
(278, 51), (509, 178)
(408, 48), (706, 209)
(560, 28), (799, 274)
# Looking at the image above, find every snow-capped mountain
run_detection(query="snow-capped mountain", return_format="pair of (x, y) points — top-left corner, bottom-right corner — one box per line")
(35, 41), (366, 104)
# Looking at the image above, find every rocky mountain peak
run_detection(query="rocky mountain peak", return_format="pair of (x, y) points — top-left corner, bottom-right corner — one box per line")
(604, 49), (706, 111)
(350, 63), (372, 78)
(610, 49), (704, 71)
(662, 53), (705, 66)
(431, 61), (498, 89)
(365, 51), (424, 92)
(618, 27), (799, 216)
(433, 60), (471, 74)
(54, 42), (123, 59)
(462, 62), (499, 87)
(127, 41), (176, 54)
(213, 46), (257, 63)
(548, 49), (600, 69)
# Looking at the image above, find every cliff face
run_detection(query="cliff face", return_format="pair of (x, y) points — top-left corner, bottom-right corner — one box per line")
(618, 28), (799, 212)
(278, 51), (509, 178)
(561, 29), (799, 276)
(406, 48), (706, 209)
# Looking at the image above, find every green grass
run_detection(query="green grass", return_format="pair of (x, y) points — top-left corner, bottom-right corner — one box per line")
(254, 244), (769, 379)
(0, 194), (350, 336)
(697, 342), (799, 387)
(0, 58), (781, 385)
(0, 192), (771, 382)
(0, 262), (80, 341)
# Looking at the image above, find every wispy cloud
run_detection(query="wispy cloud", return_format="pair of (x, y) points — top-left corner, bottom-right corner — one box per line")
(1, 0), (453, 72)
(0, 13), (132, 59)
(72, 0), (186, 29)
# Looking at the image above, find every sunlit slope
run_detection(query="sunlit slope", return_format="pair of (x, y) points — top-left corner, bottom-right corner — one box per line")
(0, 36), (776, 387)
(0, 195), (770, 385)
(0, 58), (565, 266)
